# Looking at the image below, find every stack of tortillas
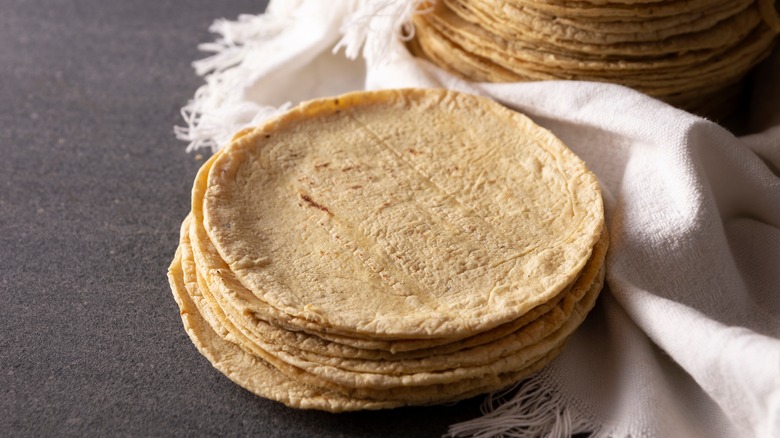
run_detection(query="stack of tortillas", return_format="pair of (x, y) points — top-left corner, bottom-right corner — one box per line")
(410, 0), (780, 118)
(168, 88), (608, 411)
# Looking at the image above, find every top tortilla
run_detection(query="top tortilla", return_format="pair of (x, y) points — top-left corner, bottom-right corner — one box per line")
(202, 88), (604, 339)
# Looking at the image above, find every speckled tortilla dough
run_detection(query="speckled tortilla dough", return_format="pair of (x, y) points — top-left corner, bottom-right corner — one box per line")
(180, 213), (603, 392)
(188, 209), (606, 376)
(203, 88), (604, 339)
(170, 232), (575, 408)
(190, 153), (609, 365)
(191, 149), (602, 354)
(190, 152), (464, 351)
(417, 1), (762, 74)
(463, 0), (754, 37)
(168, 247), (396, 412)
(484, 0), (753, 18)
(236, 245), (605, 375)
(446, 0), (758, 48)
(169, 89), (608, 410)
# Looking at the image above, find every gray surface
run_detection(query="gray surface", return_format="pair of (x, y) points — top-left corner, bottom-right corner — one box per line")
(0, 1), (485, 435)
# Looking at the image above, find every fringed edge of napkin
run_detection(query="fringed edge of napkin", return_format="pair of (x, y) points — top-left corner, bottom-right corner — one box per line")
(172, 4), (298, 153)
(447, 375), (597, 438)
(174, 0), (430, 153)
(335, 0), (433, 62)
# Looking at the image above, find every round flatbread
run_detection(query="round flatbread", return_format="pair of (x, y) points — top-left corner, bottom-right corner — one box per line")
(202, 88), (604, 339)
(190, 148), (605, 354)
(169, 248), (396, 411)
(409, 0), (780, 118)
(171, 241), (576, 407)
(183, 212), (606, 375)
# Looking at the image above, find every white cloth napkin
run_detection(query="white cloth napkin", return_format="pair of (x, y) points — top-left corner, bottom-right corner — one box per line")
(176, 1), (780, 436)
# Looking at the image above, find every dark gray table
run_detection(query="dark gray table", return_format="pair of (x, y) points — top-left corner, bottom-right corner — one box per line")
(0, 1), (485, 435)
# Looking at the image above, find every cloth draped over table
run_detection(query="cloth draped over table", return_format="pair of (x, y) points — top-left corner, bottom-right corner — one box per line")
(175, 1), (780, 436)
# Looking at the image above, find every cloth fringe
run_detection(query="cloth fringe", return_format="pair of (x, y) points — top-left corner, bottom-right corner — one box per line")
(173, 1), (318, 153)
(173, 7), (294, 153)
(446, 376), (596, 438)
(334, 0), (433, 62)
(175, 0), (429, 153)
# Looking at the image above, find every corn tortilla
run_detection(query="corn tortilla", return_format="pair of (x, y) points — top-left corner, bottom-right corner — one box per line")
(202, 89), (604, 339)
